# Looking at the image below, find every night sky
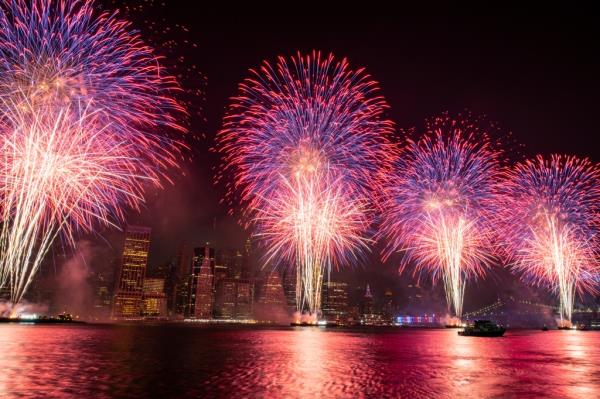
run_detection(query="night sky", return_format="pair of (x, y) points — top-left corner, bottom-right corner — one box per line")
(85, 3), (600, 309)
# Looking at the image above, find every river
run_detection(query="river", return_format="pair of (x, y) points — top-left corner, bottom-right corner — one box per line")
(1, 324), (598, 398)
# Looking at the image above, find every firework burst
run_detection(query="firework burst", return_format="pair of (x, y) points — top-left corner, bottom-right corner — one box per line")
(379, 114), (503, 318)
(217, 51), (393, 316)
(0, 104), (157, 303)
(0, 0), (185, 305)
(0, 0), (184, 135)
(498, 155), (600, 322)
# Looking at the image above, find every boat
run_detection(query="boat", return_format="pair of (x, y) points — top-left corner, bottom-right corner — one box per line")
(541, 325), (549, 331)
(458, 320), (505, 337)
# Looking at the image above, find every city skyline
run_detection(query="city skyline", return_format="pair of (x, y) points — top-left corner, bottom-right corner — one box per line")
(8, 209), (595, 326)
(67, 222), (593, 327)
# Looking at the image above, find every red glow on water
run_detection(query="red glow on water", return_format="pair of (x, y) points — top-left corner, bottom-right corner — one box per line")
(1, 326), (600, 397)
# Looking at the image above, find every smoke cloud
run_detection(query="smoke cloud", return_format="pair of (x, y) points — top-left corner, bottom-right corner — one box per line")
(0, 300), (49, 318)
(52, 241), (95, 317)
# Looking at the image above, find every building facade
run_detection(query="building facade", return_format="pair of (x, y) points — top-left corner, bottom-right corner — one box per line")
(322, 281), (349, 323)
(258, 271), (286, 307)
(235, 279), (253, 319)
(93, 271), (113, 319)
(189, 246), (214, 319)
(143, 278), (168, 319)
(214, 278), (237, 319)
(174, 242), (191, 317)
(112, 226), (151, 320)
(282, 268), (297, 312)
(213, 277), (254, 320)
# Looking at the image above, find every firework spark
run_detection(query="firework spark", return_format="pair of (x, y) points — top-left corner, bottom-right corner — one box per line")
(0, 0), (184, 137)
(498, 155), (600, 322)
(0, 0), (184, 305)
(379, 114), (502, 318)
(217, 51), (392, 316)
(0, 104), (157, 303)
(255, 164), (371, 313)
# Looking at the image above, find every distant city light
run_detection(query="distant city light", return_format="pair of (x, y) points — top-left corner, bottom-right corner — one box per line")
(19, 313), (38, 320)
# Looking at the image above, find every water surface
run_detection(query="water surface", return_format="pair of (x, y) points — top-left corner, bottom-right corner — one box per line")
(0, 324), (598, 398)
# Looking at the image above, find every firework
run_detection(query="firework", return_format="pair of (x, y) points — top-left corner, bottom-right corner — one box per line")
(0, 0), (184, 137)
(217, 51), (393, 316)
(256, 167), (371, 313)
(0, 104), (158, 303)
(379, 114), (502, 318)
(0, 0), (184, 305)
(498, 155), (600, 322)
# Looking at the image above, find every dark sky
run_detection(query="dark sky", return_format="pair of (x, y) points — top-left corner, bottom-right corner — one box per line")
(91, 3), (600, 308)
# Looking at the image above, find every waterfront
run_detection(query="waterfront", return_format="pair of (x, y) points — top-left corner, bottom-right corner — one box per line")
(0, 325), (599, 398)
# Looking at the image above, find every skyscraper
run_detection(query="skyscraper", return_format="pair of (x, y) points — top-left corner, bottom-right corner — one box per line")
(188, 246), (214, 319)
(213, 277), (254, 319)
(362, 284), (374, 316)
(242, 237), (253, 279)
(282, 267), (297, 312)
(150, 261), (176, 315)
(213, 249), (229, 283)
(174, 241), (192, 317)
(112, 226), (151, 320)
(92, 270), (113, 319)
(258, 271), (286, 307)
(143, 278), (168, 319)
(214, 278), (236, 319)
(235, 279), (253, 319)
(232, 250), (244, 279)
(322, 281), (349, 323)
(254, 271), (287, 322)
(382, 289), (394, 322)
(361, 284), (384, 325)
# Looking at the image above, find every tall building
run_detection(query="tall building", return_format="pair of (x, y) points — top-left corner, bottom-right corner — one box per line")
(362, 284), (374, 315)
(150, 261), (176, 315)
(188, 246), (214, 319)
(174, 242), (192, 317)
(253, 271), (287, 323)
(235, 279), (253, 319)
(322, 281), (349, 323)
(214, 278), (237, 319)
(232, 250), (244, 279)
(382, 289), (394, 322)
(93, 271), (113, 319)
(258, 271), (286, 307)
(282, 267), (297, 312)
(242, 237), (253, 279)
(361, 284), (385, 325)
(112, 226), (151, 320)
(143, 278), (168, 319)
(213, 250), (229, 283)
(213, 278), (254, 319)
(215, 247), (247, 280)
(244, 237), (252, 257)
